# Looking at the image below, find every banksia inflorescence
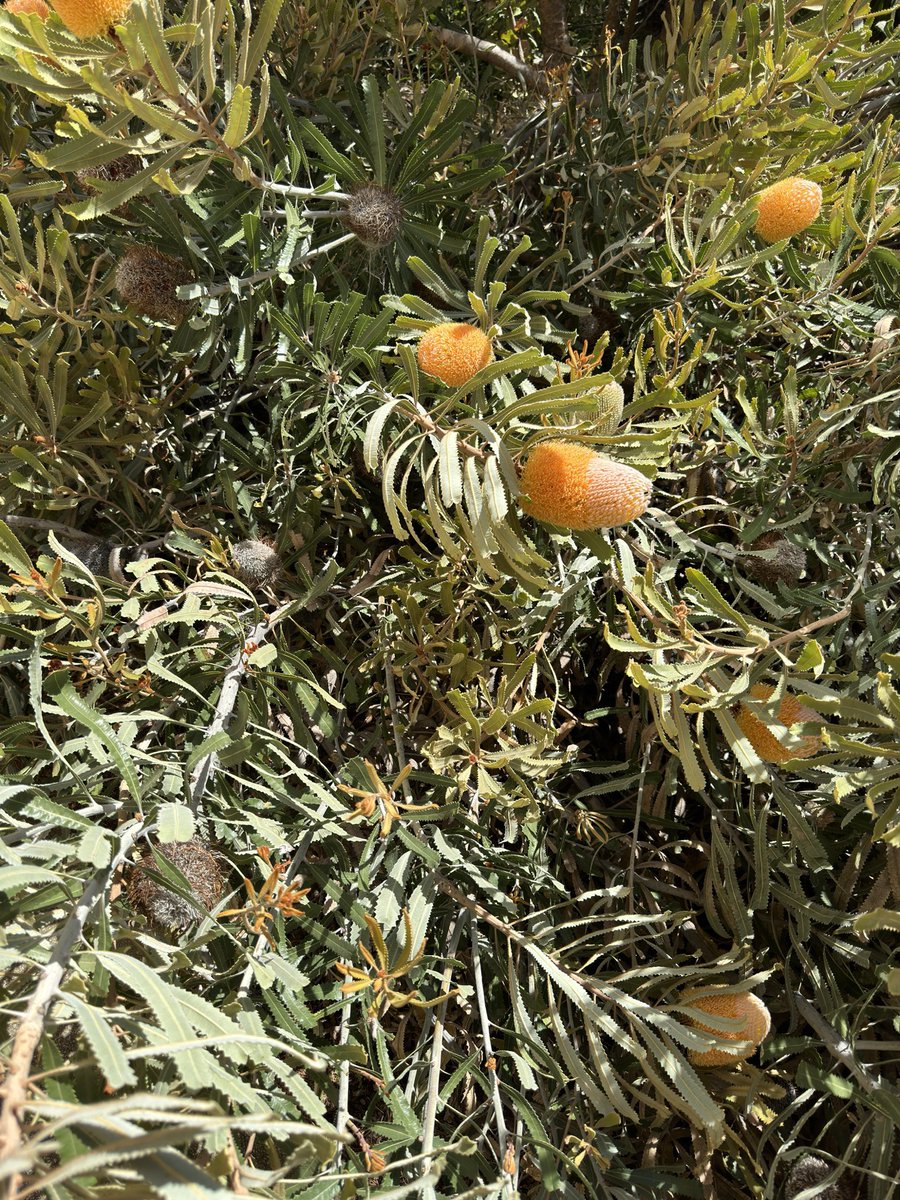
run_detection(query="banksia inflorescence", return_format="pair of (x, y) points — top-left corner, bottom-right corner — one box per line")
(232, 538), (281, 589)
(785, 1156), (854, 1200)
(755, 177), (822, 242)
(417, 323), (493, 388)
(5, 0), (49, 17)
(740, 531), (806, 589)
(115, 244), (194, 325)
(342, 183), (404, 248)
(736, 683), (824, 764)
(128, 839), (223, 934)
(591, 381), (624, 435)
(519, 441), (651, 530)
(77, 154), (142, 192)
(51, 0), (130, 37)
(682, 989), (772, 1067)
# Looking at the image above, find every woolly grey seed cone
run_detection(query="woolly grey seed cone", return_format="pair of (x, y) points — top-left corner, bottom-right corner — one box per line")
(342, 183), (404, 248)
(115, 244), (194, 325)
(76, 155), (143, 192)
(128, 839), (223, 934)
(55, 534), (127, 580)
(232, 539), (281, 589)
(740, 531), (806, 589)
(785, 1155), (854, 1200)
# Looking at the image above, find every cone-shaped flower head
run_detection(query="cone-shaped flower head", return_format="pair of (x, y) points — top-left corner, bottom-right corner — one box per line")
(591, 381), (624, 435)
(115, 244), (193, 325)
(51, 0), (130, 36)
(755, 177), (822, 242)
(519, 441), (651, 530)
(683, 989), (771, 1067)
(736, 683), (824, 764)
(417, 323), (493, 388)
(232, 539), (281, 589)
(5, 0), (50, 18)
(343, 183), (404, 248)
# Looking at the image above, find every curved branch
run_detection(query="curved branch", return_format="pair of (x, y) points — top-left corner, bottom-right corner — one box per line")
(426, 27), (547, 93)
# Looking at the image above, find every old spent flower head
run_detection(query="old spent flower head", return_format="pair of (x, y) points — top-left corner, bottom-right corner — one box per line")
(342, 182), (404, 248)
(115, 243), (194, 325)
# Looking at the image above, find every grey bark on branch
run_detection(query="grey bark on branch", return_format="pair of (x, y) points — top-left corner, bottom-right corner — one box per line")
(425, 27), (548, 94)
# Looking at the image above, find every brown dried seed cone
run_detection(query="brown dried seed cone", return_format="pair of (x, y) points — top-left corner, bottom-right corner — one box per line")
(128, 839), (223, 933)
(342, 183), (404, 248)
(115, 244), (194, 325)
(740, 531), (806, 588)
(77, 154), (143, 192)
(785, 1156), (855, 1200)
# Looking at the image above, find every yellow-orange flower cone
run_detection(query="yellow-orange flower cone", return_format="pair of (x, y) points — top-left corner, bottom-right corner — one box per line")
(755, 177), (822, 242)
(417, 323), (493, 388)
(5, 0), (50, 17)
(51, 0), (130, 38)
(736, 683), (824, 764)
(519, 441), (651, 530)
(683, 990), (771, 1067)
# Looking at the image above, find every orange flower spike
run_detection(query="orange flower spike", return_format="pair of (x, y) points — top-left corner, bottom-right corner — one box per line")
(51, 0), (131, 39)
(755, 177), (822, 242)
(5, 0), (50, 18)
(416, 322), (494, 388)
(519, 441), (652, 530)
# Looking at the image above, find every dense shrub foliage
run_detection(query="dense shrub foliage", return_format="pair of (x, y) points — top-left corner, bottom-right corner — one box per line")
(1, 1), (898, 1197)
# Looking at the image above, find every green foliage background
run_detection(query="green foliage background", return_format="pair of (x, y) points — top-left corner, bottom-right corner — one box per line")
(0, 0), (898, 1197)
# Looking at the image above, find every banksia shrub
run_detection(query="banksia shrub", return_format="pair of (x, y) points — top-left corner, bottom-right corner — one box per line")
(785, 1156), (853, 1200)
(755, 177), (822, 242)
(115, 244), (194, 325)
(232, 538), (281, 589)
(5, 0), (49, 18)
(736, 683), (824, 764)
(682, 989), (772, 1067)
(128, 839), (223, 933)
(416, 323), (493, 388)
(51, 0), (130, 37)
(342, 183), (403, 248)
(77, 154), (142, 192)
(519, 441), (651, 530)
(740, 531), (806, 588)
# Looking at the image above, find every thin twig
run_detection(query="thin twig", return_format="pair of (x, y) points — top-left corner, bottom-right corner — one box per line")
(203, 233), (357, 298)
(188, 602), (292, 814)
(419, 914), (466, 1200)
(469, 914), (514, 1197)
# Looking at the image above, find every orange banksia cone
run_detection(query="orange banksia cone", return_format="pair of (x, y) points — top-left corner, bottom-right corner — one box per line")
(519, 441), (651, 530)
(417, 323), (493, 388)
(755, 177), (822, 242)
